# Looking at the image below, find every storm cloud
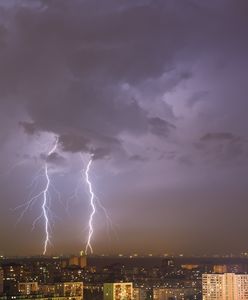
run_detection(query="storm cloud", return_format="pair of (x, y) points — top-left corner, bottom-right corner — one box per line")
(0, 0), (248, 255)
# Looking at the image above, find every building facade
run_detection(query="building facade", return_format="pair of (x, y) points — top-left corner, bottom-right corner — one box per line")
(202, 273), (248, 300)
(153, 287), (197, 300)
(17, 282), (83, 299)
(18, 282), (39, 295)
(55, 282), (83, 298)
(104, 283), (133, 300)
(0, 268), (3, 295)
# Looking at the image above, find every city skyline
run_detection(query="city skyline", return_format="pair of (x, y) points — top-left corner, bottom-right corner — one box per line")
(0, 0), (248, 256)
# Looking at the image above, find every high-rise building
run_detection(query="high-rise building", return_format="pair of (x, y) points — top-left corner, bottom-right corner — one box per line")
(79, 253), (87, 269)
(202, 273), (248, 300)
(104, 283), (133, 300)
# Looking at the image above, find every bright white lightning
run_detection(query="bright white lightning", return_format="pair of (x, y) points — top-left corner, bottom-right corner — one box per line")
(42, 137), (59, 255)
(14, 137), (59, 255)
(77, 155), (116, 254)
(42, 138), (58, 255)
(84, 155), (96, 255)
(42, 164), (50, 255)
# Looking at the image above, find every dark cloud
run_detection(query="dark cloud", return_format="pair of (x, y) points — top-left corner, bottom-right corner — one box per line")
(200, 132), (239, 142)
(129, 154), (146, 162)
(0, 0), (234, 155)
(59, 134), (89, 153)
(91, 148), (111, 160)
(0, 0), (248, 255)
(19, 121), (40, 135)
(158, 150), (177, 161)
(148, 117), (175, 137)
(186, 91), (209, 108)
(177, 155), (193, 166)
(46, 152), (65, 165)
(0, 0), (246, 157)
(198, 132), (248, 164)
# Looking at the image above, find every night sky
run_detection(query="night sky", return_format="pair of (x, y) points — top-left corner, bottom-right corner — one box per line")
(0, 0), (248, 256)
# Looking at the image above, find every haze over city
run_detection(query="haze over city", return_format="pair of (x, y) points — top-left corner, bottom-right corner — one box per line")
(0, 0), (248, 257)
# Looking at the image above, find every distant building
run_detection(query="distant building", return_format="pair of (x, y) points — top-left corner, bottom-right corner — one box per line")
(69, 256), (79, 266)
(68, 252), (87, 269)
(104, 283), (133, 300)
(0, 297), (81, 300)
(2, 264), (24, 295)
(153, 287), (197, 300)
(181, 264), (199, 270)
(133, 287), (146, 300)
(55, 282), (83, 298)
(18, 282), (39, 295)
(213, 265), (227, 274)
(39, 284), (56, 296)
(161, 259), (176, 274)
(79, 253), (87, 269)
(61, 260), (68, 268)
(0, 268), (3, 295)
(202, 273), (248, 299)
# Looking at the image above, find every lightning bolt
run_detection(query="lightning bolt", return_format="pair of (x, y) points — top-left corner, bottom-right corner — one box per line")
(42, 137), (59, 255)
(78, 154), (117, 254)
(80, 154), (116, 254)
(84, 155), (96, 255)
(14, 136), (59, 255)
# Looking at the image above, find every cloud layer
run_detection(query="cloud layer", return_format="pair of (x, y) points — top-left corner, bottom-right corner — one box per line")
(0, 0), (248, 255)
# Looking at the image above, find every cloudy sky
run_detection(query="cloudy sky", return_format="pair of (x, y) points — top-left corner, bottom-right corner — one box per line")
(0, 0), (248, 256)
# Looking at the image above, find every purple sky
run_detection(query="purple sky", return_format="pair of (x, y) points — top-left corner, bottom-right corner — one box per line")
(0, 0), (248, 256)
